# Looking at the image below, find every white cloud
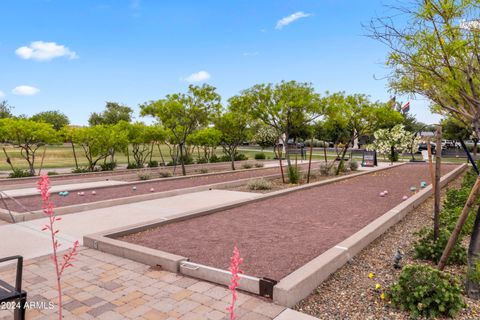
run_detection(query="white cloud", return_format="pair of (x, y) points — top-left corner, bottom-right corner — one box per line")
(15, 41), (78, 61)
(275, 11), (312, 30)
(12, 85), (40, 96)
(243, 52), (259, 56)
(184, 71), (211, 83)
(0, 91), (4, 98)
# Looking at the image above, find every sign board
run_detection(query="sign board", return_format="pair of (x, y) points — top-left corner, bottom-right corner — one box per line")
(421, 150), (429, 161)
(362, 150), (377, 167)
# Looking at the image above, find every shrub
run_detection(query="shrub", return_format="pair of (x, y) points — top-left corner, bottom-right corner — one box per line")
(71, 167), (89, 173)
(196, 158), (208, 164)
(247, 179), (272, 190)
(242, 162), (253, 169)
(348, 160), (359, 171)
(209, 154), (220, 163)
(159, 171), (172, 178)
(220, 153), (249, 162)
(288, 166), (300, 184)
(47, 171), (59, 176)
(127, 162), (142, 169)
(388, 151), (399, 162)
(100, 161), (117, 171)
(254, 162), (264, 168)
(199, 168), (209, 174)
(303, 171), (318, 180)
(412, 227), (466, 265)
(389, 265), (465, 318)
(137, 172), (151, 180)
(254, 153), (266, 160)
(147, 160), (159, 168)
(9, 168), (33, 178)
(319, 163), (336, 176)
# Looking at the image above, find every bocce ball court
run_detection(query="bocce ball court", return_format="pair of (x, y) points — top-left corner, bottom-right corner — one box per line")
(84, 163), (465, 306)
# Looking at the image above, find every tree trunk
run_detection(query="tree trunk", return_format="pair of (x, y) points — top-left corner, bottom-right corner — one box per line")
(157, 144), (166, 166)
(179, 143), (186, 176)
(323, 144), (328, 163)
(467, 205), (480, 299)
(71, 142), (79, 169)
(335, 141), (350, 176)
(277, 145), (285, 183)
(433, 126), (442, 241)
(439, 176), (480, 270)
(474, 139), (478, 160)
(2, 147), (15, 172)
(230, 151), (235, 170)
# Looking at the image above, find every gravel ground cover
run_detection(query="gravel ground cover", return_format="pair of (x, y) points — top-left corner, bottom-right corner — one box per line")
(294, 171), (480, 320)
(118, 164), (458, 281)
(0, 160), (259, 187)
(0, 164), (298, 213)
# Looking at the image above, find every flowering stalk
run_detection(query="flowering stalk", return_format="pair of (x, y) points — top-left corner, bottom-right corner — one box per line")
(37, 175), (79, 319)
(226, 246), (243, 320)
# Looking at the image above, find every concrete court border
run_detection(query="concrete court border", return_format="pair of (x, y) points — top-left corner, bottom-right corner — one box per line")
(0, 163), (292, 222)
(81, 162), (456, 303)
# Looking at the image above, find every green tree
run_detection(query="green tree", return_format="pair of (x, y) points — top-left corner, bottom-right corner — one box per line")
(215, 110), (251, 170)
(31, 110), (70, 130)
(119, 122), (157, 167)
(0, 118), (58, 175)
(72, 125), (128, 171)
(188, 127), (222, 162)
(88, 102), (133, 126)
(140, 84), (221, 175)
(324, 92), (403, 174)
(0, 100), (13, 119)
(232, 81), (323, 170)
(59, 126), (80, 169)
(369, 0), (480, 296)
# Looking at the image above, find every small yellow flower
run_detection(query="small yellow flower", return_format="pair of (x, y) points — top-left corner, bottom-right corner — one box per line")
(375, 283), (381, 290)
(380, 292), (385, 300)
(368, 273), (375, 279)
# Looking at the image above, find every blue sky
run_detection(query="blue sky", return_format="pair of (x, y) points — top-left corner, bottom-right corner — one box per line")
(0, 0), (440, 125)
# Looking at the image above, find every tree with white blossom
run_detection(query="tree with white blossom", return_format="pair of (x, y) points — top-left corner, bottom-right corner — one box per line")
(368, 124), (420, 164)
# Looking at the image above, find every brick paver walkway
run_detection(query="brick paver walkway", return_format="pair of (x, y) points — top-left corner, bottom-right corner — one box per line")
(0, 248), (286, 319)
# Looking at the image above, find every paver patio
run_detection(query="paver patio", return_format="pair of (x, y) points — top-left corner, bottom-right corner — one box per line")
(0, 248), (316, 319)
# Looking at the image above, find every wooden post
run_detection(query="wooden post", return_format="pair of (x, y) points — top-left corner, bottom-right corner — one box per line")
(434, 126), (442, 241)
(438, 176), (480, 270)
(307, 138), (314, 183)
(427, 137), (435, 189)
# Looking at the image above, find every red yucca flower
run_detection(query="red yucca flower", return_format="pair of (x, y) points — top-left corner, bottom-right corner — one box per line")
(226, 246), (243, 320)
(37, 175), (79, 320)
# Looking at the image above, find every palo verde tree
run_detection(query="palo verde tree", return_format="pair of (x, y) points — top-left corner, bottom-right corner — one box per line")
(369, 0), (480, 297)
(232, 81), (323, 170)
(324, 92), (403, 174)
(188, 127), (222, 163)
(215, 107), (251, 170)
(140, 84), (222, 175)
(88, 102), (133, 126)
(0, 118), (58, 175)
(0, 100), (13, 119)
(31, 110), (70, 130)
(72, 125), (128, 171)
(119, 121), (158, 168)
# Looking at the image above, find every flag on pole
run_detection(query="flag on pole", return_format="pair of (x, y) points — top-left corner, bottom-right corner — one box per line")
(401, 101), (410, 112)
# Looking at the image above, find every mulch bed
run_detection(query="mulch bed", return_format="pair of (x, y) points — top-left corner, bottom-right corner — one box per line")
(118, 163), (459, 281)
(0, 164), (291, 213)
(294, 170), (480, 320)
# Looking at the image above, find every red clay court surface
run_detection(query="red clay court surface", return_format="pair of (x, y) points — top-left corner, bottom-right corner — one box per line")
(118, 163), (459, 280)
(0, 164), (308, 213)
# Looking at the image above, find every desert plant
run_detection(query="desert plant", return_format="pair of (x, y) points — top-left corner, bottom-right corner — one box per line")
(247, 179), (272, 190)
(147, 160), (159, 168)
(288, 165), (300, 184)
(348, 160), (359, 171)
(389, 265), (465, 318)
(254, 162), (264, 168)
(47, 171), (59, 176)
(227, 246), (243, 320)
(8, 168), (33, 178)
(254, 153), (266, 160)
(127, 162), (142, 169)
(159, 171), (172, 178)
(37, 175), (79, 320)
(137, 172), (151, 180)
(319, 162), (336, 176)
(242, 162), (253, 169)
(71, 167), (89, 173)
(100, 161), (117, 171)
(413, 227), (466, 265)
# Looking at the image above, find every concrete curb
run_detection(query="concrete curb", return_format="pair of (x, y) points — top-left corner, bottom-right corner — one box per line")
(272, 163), (467, 307)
